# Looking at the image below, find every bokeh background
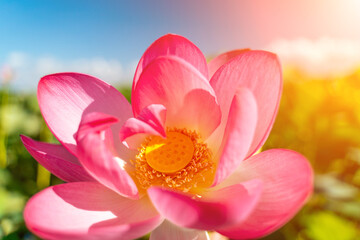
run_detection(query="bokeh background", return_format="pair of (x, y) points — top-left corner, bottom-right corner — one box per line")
(1, 0), (360, 239)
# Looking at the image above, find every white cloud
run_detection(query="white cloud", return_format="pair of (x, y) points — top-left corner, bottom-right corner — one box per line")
(2, 52), (135, 91)
(7, 52), (28, 68)
(35, 57), (125, 84)
(267, 37), (360, 77)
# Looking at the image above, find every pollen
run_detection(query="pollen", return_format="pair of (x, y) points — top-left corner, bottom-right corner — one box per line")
(132, 128), (215, 193)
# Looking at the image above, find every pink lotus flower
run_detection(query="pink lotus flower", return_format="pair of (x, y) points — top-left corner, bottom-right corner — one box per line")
(21, 34), (313, 240)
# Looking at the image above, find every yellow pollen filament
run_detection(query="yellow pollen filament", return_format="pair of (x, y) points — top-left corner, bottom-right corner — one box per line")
(145, 132), (194, 173)
(132, 128), (215, 193)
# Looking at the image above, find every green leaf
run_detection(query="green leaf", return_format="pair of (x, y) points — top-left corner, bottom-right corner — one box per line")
(304, 211), (358, 240)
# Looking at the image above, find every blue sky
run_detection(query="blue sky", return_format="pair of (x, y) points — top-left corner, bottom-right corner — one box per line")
(1, 0), (253, 62)
(1, 0), (360, 90)
(1, 0), (180, 61)
(1, 0), (244, 90)
(0, 0), (197, 89)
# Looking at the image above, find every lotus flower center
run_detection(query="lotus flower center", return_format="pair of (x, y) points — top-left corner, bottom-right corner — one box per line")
(145, 132), (194, 173)
(132, 128), (215, 193)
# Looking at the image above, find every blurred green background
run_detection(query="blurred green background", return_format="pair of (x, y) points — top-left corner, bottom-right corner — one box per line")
(1, 65), (360, 240)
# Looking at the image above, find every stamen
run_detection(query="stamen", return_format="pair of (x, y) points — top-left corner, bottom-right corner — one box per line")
(131, 128), (214, 193)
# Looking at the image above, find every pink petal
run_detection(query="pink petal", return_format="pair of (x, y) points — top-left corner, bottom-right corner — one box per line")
(133, 56), (221, 139)
(147, 179), (263, 230)
(76, 112), (119, 140)
(76, 112), (138, 199)
(21, 135), (93, 182)
(208, 49), (250, 78)
(211, 88), (257, 186)
(38, 72), (132, 155)
(77, 110), (135, 161)
(120, 104), (167, 149)
(210, 51), (282, 157)
(133, 34), (209, 94)
(24, 182), (162, 240)
(217, 149), (313, 239)
(150, 220), (209, 240)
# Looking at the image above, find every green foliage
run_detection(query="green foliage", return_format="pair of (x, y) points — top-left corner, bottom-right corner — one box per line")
(303, 211), (358, 240)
